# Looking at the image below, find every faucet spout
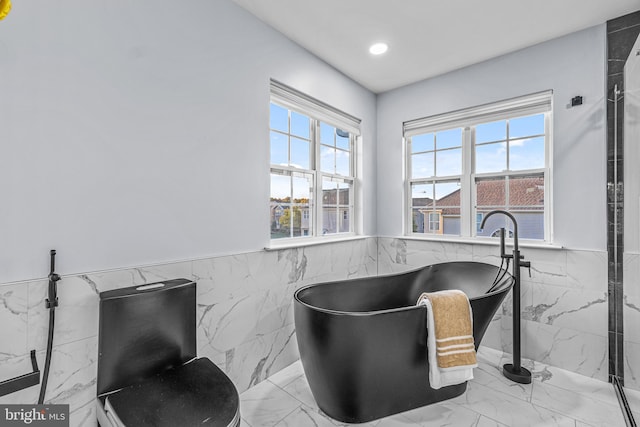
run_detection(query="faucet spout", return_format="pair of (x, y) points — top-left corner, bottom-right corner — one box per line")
(480, 209), (519, 252)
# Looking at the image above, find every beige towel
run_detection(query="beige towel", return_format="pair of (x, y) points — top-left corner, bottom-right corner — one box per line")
(417, 290), (476, 369)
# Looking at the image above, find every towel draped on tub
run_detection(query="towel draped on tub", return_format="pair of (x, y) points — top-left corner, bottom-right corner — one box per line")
(417, 290), (477, 389)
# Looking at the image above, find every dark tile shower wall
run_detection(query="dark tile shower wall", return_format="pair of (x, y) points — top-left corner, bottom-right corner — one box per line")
(607, 10), (640, 382)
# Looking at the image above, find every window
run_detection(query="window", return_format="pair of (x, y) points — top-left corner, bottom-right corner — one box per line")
(404, 91), (552, 242)
(270, 80), (360, 241)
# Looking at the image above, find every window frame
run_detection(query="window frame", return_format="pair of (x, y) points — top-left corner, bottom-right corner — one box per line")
(404, 91), (553, 243)
(269, 80), (361, 243)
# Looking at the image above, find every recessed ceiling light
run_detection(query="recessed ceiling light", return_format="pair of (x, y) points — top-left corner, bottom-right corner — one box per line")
(369, 42), (388, 55)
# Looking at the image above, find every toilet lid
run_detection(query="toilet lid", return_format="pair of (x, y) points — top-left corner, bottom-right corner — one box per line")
(105, 358), (240, 427)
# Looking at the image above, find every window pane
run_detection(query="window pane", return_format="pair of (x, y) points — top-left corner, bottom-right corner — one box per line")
(476, 120), (506, 143)
(411, 133), (434, 153)
(411, 183), (434, 205)
(436, 128), (462, 149)
(270, 172), (313, 240)
(435, 182), (460, 236)
(320, 122), (335, 146)
(508, 175), (544, 208)
(509, 175), (544, 239)
(412, 152), (434, 178)
(292, 175), (312, 238)
(270, 131), (288, 165)
(292, 174), (312, 201)
(335, 149), (350, 176)
(510, 136), (544, 171)
(434, 181), (460, 202)
(270, 173), (290, 201)
(320, 146), (335, 173)
(290, 137), (310, 169)
(436, 148), (462, 176)
(270, 174), (291, 239)
(442, 207), (461, 235)
(476, 177), (506, 211)
(321, 179), (337, 235)
(510, 114), (544, 139)
(475, 142), (506, 174)
(270, 103), (288, 133)
(336, 129), (350, 150)
(411, 207), (426, 233)
(291, 111), (310, 138)
(338, 181), (351, 232)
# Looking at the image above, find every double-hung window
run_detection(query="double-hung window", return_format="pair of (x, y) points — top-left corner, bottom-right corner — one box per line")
(405, 91), (552, 242)
(269, 80), (360, 241)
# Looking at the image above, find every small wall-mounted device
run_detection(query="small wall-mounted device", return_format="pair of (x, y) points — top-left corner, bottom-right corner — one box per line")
(571, 96), (583, 107)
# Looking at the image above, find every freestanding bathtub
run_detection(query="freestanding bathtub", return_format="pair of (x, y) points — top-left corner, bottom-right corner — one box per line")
(293, 261), (514, 423)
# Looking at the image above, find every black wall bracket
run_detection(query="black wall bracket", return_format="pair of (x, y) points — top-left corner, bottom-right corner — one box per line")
(0, 350), (40, 397)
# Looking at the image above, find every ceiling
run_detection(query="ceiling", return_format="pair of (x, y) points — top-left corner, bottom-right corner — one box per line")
(233, 0), (640, 93)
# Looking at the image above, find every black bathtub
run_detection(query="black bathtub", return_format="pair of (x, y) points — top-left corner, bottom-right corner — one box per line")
(293, 261), (514, 423)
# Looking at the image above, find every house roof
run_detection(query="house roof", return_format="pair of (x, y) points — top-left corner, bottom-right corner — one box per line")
(414, 177), (544, 215)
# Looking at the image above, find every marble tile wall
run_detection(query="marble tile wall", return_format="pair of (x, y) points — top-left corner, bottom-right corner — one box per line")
(624, 252), (640, 391)
(0, 237), (378, 427)
(377, 238), (609, 381)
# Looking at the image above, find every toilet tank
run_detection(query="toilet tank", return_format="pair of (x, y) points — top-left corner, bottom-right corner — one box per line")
(97, 278), (197, 396)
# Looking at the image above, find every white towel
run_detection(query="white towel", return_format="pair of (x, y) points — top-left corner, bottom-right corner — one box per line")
(418, 292), (477, 389)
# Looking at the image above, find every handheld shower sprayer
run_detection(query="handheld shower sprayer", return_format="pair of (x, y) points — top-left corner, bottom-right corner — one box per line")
(38, 249), (61, 404)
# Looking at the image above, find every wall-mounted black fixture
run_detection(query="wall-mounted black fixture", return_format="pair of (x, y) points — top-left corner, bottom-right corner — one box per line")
(0, 350), (40, 397)
(571, 96), (583, 107)
(38, 249), (61, 404)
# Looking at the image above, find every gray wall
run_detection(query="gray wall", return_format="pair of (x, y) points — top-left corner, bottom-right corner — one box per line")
(376, 25), (607, 251)
(0, 0), (377, 283)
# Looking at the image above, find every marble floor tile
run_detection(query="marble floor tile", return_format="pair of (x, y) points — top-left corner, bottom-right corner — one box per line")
(266, 359), (305, 389)
(530, 380), (624, 426)
(239, 345), (627, 427)
(239, 379), (301, 426)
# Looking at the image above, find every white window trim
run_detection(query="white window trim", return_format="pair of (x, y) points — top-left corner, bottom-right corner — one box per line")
(403, 90), (553, 244)
(269, 80), (361, 245)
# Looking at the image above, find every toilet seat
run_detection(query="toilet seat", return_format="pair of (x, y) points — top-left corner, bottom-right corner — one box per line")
(102, 358), (240, 427)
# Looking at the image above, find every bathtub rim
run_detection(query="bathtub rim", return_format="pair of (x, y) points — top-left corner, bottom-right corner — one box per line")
(293, 261), (514, 316)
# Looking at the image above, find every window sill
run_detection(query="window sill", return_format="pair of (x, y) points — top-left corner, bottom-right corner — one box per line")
(265, 235), (371, 251)
(394, 234), (564, 250)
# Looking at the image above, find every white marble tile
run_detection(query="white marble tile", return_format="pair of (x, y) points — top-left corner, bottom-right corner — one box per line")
(273, 405), (338, 427)
(266, 360), (305, 389)
(239, 378), (301, 426)
(0, 282), (28, 362)
(565, 250), (607, 291)
(475, 415), (510, 427)
(530, 360), (618, 407)
(69, 399), (96, 427)
(525, 282), (607, 336)
(280, 374), (316, 409)
(80, 260), (192, 293)
(227, 325), (298, 393)
(449, 381), (576, 426)
(519, 247), (568, 288)
(530, 380), (625, 427)
(0, 352), (40, 404)
(472, 354), (533, 402)
(624, 385), (640, 409)
(197, 290), (270, 352)
(42, 337), (97, 410)
(624, 253), (640, 346)
(523, 320), (608, 381)
(301, 238), (377, 283)
(624, 340), (640, 391)
(28, 276), (99, 352)
(400, 401), (482, 426)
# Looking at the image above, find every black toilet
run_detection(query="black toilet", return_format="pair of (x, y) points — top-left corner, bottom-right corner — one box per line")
(95, 278), (240, 427)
